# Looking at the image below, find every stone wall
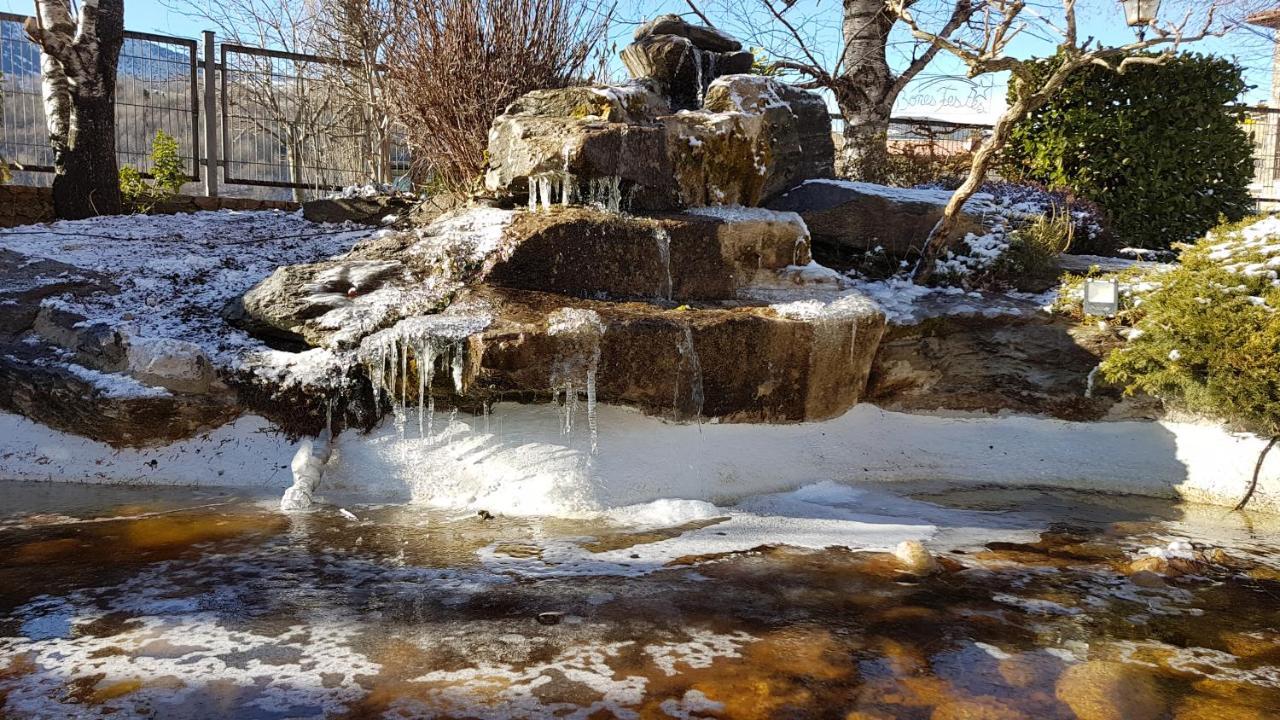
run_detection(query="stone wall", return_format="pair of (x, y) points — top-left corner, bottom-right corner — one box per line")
(0, 186), (56, 228)
(0, 185), (299, 228)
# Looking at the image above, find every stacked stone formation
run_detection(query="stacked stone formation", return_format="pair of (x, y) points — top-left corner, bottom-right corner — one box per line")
(483, 17), (835, 211)
(620, 14), (755, 111)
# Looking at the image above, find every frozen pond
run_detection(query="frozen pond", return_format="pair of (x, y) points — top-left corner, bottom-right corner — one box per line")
(1, 481), (1279, 718)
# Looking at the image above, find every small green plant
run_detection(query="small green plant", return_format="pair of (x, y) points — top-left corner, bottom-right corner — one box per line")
(119, 130), (186, 212)
(1101, 215), (1280, 508)
(149, 130), (187, 196)
(991, 208), (1074, 292)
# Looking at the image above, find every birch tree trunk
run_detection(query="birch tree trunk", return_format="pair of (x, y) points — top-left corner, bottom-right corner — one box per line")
(26, 0), (125, 219)
(836, 0), (897, 183)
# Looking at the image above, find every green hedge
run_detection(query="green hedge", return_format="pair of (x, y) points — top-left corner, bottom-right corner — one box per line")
(1003, 52), (1254, 251)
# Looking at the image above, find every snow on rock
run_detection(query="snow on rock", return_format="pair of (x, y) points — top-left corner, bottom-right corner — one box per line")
(841, 276), (1055, 325)
(124, 335), (215, 394)
(58, 362), (172, 399)
(0, 210), (375, 370)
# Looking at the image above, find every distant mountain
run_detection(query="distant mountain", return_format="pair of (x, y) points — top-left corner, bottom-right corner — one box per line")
(2, 19), (191, 79)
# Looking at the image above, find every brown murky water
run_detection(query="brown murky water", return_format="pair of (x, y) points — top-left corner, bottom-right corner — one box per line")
(0, 481), (1279, 719)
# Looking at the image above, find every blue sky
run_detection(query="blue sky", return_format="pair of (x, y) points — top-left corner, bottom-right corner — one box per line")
(3, 0), (1273, 117)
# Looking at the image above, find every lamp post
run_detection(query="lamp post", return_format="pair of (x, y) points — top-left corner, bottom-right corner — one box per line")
(1120, 0), (1162, 41)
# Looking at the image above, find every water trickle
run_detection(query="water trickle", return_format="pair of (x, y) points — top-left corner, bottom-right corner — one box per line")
(654, 226), (673, 301)
(359, 314), (491, 440)
(675, 324), (705, 424)
(547, 308), (606, 453)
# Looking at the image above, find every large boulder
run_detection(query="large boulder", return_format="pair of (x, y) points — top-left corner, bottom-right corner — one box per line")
(866, 313), (1140, 421)
(484, 84), (679, 211)
(484, 75), (834, 210)
(231, 205), (817, 348)
(301, 195), (416, 226)
(766, 180), (993, 257)
(364, 285), (886, 423)
(485, 207), (811, 302)
(0, 343), (238, 447)
(231, 208), (518, 348)
(632, 13), (742, 53)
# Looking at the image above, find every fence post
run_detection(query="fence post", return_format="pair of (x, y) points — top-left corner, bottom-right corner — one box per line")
(202, 30), (219, 198)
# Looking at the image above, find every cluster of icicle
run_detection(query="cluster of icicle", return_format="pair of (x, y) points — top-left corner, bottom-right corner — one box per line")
(358, 314), (491, 441)
(547, 307), (606, 453)
(528, 173), (625, 215)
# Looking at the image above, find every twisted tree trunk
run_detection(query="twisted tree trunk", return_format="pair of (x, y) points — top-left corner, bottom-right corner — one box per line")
(26, 0), (125, 219)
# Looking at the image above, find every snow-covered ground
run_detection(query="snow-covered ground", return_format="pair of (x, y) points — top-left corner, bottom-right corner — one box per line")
(0, 210), (376, 370)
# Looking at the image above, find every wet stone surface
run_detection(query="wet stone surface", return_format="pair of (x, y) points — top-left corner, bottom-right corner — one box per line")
(0, 482), (1279, 719)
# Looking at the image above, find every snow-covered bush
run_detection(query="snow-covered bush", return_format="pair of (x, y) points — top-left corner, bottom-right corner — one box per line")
(1102, 216), (1280, 437)
(978, 181), (1112, 256)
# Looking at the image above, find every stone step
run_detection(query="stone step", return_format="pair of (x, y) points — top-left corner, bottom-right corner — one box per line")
(485, 207), (812, 303)
(361, 286), (885, 424)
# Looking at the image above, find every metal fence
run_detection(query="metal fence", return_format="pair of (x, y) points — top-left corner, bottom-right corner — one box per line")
(1, 12), (199, 184)
(1243, 106), (1280, 208)
(2, 15), (403, 199)
(220, 43), (406, 196)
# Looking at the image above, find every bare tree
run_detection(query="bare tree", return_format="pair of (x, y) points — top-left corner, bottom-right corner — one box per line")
(25, 0), (125, 218)
(701, 0), (974, 182)
(890, 0), (1234, 284)
(383, 0), (613, 194)
(310, 0), (395, 185)
(168, 0), (383, 198)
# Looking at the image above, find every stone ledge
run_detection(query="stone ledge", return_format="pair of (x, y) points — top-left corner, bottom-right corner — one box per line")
(0, 185), (299, 228)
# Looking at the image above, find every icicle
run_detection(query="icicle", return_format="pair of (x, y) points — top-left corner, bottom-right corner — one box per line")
(451, 348), (465, 394)
(539, 174), (553, 211)
(586, 176), (622, 214)
(693, 46), (704, 107)
(654, 226), (673, 301)
(586, 358), (599, 454)
(547, 308), (606, 453)
(358, 314), (491, 440)
(560, 144), (576, 207)
(417, 339), (427, 437)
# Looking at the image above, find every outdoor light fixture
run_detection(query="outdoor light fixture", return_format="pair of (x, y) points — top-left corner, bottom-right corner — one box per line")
(1084, 278), (1121, 317)
(1120, 0), (1162, 38)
